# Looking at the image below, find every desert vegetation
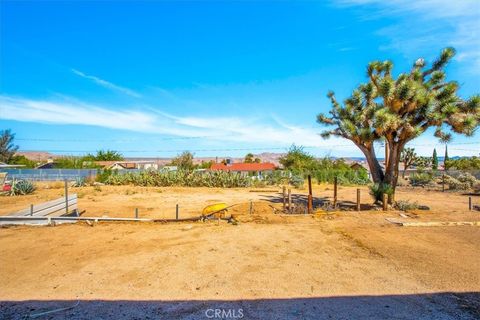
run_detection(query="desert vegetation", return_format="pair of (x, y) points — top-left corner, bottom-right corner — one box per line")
(279, 145), (370, 185)
(318, 47), (480, 203)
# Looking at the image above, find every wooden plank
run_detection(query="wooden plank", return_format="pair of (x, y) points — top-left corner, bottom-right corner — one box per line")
(0, 214), (207, 225)
(385, 218), (480, 227)
(45, 202), (78, 217)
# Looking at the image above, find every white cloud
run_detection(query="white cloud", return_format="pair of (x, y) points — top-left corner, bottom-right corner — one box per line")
(71, 69), (142, 98)
(334, 0), (480, 74)
(0, 95), (352, 151)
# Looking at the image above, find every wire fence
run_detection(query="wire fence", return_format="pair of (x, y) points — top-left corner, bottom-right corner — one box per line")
(0, 169), (99, 181)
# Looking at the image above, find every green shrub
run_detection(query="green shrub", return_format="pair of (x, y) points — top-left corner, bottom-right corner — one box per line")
(315, 169), (370, 185)
(103, 170), (251, 188)
(409, 172), (434, 187)
(96, 169), (115, 183)
(9, 179), (36, 195)
(71, 177), (86, 187)
(369, 183), (393, 204)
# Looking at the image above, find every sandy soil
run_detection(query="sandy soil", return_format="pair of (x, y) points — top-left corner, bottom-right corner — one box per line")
(0, 185), (479, 319)
(1, 183), (478, 219)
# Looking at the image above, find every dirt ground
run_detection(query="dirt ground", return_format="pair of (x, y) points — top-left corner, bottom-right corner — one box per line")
(1, 183), (478, 219)
(0, 185), (479, 319)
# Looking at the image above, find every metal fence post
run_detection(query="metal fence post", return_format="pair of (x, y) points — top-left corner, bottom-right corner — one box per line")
(64, 179), (69, 215)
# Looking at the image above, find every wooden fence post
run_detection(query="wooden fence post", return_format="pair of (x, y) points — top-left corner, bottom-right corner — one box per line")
(469, 197), (472, 211)
(176, 204), (179, 220)
(307, 175), (313, 214)
(30, 204), (34, 216)
(442, 174), (445, 192)
(356, 189), (361, 211)
(282, 186), (286, 212)
(288, 189), (292, 213)
(333, 176), (338, 207)
(383, 194), (388, 211)
(64, 179), (69, 215)
(135, 208), (139, 219)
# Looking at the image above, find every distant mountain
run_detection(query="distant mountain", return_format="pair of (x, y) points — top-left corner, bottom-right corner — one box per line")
(17, 151), (59, 162)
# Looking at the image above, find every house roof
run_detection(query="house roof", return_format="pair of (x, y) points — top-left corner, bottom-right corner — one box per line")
(95, 161), (118, 168)
(210, 162), (276, 172)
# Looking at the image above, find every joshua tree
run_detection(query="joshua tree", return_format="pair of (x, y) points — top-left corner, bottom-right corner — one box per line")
(432, 148), (439, 170)
(318, 48), (479, 201)
(0, 129), (19, 163)
(414, 156), (432, 170)
(400, 147), (417, 178)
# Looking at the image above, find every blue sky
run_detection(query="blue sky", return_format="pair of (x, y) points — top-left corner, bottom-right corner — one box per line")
(1, 0), (479, 158)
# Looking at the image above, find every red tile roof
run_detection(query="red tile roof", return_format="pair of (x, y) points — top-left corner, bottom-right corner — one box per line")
(210, 162), (276, 172)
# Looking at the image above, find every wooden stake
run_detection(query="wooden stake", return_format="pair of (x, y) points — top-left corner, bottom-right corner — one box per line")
(30, 204), (34, 216)
(249, 200), (253, 214)
(135, 208), (139, 219)
(282, 186), (286, 212)
(383, 194), (388, 211)
(469, 197), (472, 211)
(356, 189), (361, 211)
(176, 204), (179, 220)
(333, 176), (338, 207)
(307, 175), (313, 214)
(288, 189), (292, 213)
(442, 174), (445, 192)
(64, 179), (69, 215)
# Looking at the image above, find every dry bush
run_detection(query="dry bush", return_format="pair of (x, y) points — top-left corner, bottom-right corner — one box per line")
(444, 173), (478, 190)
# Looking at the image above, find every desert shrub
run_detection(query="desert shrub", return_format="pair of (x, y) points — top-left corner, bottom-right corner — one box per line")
(71, 177), (86, 187)
(473, 182), (480, 194)
(314, 168), (370, 185)
(446, 157), (480, 170)
(457, 172), (477, 186)
(279, 146), (370, 186)
(369, 183), (394, 204)
(9, 179), (36, 195)
(444, 173), (478, 190)
(409, 172), (434, 187)
(96, 169), (115, 183)
(101, 169), (304, 189)
(289, 175), (305, 188)
(103, 170), (251, 188)
(258, 171), (303, 188)
(395, 200), (419, 211)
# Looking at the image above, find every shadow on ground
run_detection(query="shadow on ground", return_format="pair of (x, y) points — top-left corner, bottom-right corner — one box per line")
(261, 193), (377, 211)
(1, 292), (479, 319)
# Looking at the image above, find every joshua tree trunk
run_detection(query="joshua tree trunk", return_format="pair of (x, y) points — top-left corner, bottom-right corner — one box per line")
(358, 141), (403, 204)
(358, 144), (384, 184)
(383, 142), (403, 203)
